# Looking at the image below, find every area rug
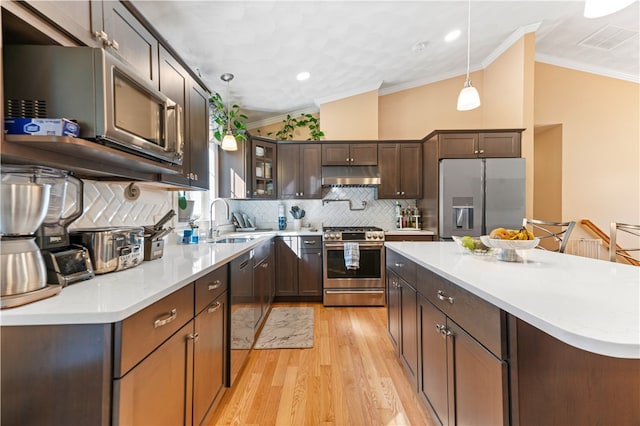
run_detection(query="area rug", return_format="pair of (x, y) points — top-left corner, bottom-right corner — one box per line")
(254, 307), (314, 349)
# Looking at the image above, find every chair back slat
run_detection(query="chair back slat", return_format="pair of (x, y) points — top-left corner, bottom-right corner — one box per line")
(609, 222), (640, 265)
(524, 219), (576, 253)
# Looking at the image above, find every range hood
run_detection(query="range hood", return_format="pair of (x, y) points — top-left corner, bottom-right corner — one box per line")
(321, 165), (380, 186)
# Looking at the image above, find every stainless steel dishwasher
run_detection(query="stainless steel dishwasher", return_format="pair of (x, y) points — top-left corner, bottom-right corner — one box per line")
(228, 250), (254, 386)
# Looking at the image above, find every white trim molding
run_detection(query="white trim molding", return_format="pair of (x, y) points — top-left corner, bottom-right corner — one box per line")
(314, 81), (383, 106)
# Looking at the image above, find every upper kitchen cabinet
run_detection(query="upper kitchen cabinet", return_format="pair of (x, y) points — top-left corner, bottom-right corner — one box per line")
(219, 135), (277, 199)
(322, 143), (378, 166)
(378, 142), (422, 199)
(158, 45), (210, 190)
(91, 1), (159, 85)
(19, 1), (101, 47)
(277, 143), (322, 199)
(434, 130), (523, 159)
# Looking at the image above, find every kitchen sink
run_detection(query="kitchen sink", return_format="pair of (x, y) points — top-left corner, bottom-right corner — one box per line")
(207, 235), (261, 244)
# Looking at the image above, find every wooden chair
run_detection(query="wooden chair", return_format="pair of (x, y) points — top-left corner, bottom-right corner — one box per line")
(609, 222), (640, 264)
(523, 219), (576, 253)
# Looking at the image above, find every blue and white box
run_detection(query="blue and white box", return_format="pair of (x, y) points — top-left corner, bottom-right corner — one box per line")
(4, 118), (80, 137)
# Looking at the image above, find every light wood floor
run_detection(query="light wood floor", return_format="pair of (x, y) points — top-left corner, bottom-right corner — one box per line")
(209, 302), (436, 426)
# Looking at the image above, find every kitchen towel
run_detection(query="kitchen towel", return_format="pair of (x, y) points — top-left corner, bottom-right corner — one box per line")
(344, 242), (360, 270)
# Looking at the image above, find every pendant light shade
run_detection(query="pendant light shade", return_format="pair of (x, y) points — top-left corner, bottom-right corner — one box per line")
(457, 0), (481, 111)
(584, 0), (635, 18)
(457, 78), (481, 111)
(220, 73), (238, 152)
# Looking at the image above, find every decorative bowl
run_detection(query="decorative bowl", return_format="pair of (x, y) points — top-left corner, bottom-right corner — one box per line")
(479, 236), (539, 262)
(452, 236), (493, 256)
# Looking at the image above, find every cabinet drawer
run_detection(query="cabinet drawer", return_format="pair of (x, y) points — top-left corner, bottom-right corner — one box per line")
(195, 266), (228, 314)
(418, 268), (506, 358)
(300, 236), (321, 249)
(114, 283), (194, 376)
(386, 248), (417, 285)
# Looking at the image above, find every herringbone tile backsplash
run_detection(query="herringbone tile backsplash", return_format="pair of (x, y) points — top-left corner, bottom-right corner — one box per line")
(69, 182), (418, 232)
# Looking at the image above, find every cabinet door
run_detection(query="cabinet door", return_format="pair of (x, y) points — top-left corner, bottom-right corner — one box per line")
(438, 133), (478, 159)
(158, 46), (190, 187)
(386, 270), (401, 351)
(399, 276), (418, 388)
(100, 1), (159, 85)
(113, 320), (194, 426)
(25, 1), (99, 47)
(277, 144), (300, 198)
(399, 143), (422, 198)
(322, 144), (351, 165)
(378, 144), (400, 199)
(350, 143), (378, 165)
(187, 81), (210, 190)
(479, 132), (521, 158)
(448, 320), (508, 426)
(275, 237), (298, 296)
(300, 144), (322, 199)
(419, 296), (449, 426)
(252, 139), (276, 198)
(194, 294), (226, 426)
(298, 248), (323, 296)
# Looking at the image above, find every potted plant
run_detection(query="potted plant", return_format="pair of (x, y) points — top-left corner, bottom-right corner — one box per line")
(209, 91), (249, 144)
(269, 113), (325, 141)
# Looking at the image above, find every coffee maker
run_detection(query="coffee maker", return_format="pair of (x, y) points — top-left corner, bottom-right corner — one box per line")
(1, 166), (94, 292)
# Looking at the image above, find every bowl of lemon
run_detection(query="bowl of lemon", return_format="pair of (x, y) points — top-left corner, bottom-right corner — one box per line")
(452, 235), (493, 256)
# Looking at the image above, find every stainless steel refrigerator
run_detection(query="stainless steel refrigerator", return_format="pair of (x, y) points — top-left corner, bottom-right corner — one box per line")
(439, 158), (525, 238)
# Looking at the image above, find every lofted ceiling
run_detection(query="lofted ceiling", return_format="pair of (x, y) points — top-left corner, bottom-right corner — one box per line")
(131, 1), (640, 127)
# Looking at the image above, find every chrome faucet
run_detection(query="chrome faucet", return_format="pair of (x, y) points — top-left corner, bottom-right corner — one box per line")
(209, 198), (230, 239)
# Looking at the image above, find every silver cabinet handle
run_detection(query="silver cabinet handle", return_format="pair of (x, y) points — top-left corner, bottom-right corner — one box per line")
(436, 323), (453, 338)
(208, 280), (222, 291)
(93, 30), (108, 42)
(261, 262), (268, 268)
(394, 263), (404, 268)
(346, 158), (350, 162)
(188, 332), (199, 342)
(303, 240), (316, 244)
(474, 150), (479, 154)
(437, 290), (454, 304)
(154, 308), (177, 328)
(207, 301), (222, 313)
(479, 150), (484, 154)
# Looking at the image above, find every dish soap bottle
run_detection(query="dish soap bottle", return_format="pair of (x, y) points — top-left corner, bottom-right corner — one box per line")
(278, 204), (286, 230)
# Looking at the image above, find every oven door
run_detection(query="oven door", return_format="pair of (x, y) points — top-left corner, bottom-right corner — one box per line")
(323, 242), (385, 289)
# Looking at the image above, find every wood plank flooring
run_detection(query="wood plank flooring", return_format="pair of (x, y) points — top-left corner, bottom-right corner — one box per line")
(209, 303), (436, 426)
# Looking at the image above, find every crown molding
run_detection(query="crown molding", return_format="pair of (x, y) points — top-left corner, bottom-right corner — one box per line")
(481, 22), (541, 69)
(314, 81), (383, 106)
(247, 105), (319, 129)
(536, 54), (639, 83)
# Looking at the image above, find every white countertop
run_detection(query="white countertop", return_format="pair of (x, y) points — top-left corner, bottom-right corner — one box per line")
(385, 242), (640, 359)
(0, 233), (282, 326)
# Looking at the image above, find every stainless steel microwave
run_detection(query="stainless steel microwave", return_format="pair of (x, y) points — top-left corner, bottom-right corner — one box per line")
(4, 45), (183, 165)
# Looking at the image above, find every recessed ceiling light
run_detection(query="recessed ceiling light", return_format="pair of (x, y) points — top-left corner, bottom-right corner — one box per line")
(412, 41), (429, 52)
(445, 29), (461, 42)
(296, 71), (310, 81)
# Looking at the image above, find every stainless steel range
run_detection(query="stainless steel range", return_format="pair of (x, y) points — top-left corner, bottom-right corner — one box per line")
(323, 226), (385, 306)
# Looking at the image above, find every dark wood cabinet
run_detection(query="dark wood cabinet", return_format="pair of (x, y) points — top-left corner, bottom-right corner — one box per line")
(378, 143), (422, 199)
(275, 236), (322, 300)
(387, 269), (418, 389)
(437, 131), (521, 159)
(253, 240), (275, 323)
(251, 138), (277, 198)
(93, 1), (159, 85)
(219, 136), (277, 199)
(277, 143), (322, 199)
(322, 143), (378, 165)
(22, 1), (99, 47)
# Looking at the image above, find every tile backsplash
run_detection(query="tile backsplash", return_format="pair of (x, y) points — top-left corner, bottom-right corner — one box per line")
(70, 182), (419, 232)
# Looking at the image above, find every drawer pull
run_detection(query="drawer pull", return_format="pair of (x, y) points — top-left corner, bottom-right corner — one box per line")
(394, 263), (404, 268)
(303, 240), (316, 245)
(437, 290), (454, 304)
(207, 301), (222, 313)
(208, 280), (222, 291)
(154, 308), (177, 328)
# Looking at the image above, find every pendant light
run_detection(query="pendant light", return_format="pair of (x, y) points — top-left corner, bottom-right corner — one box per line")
(584, 0), (635, 18)
(220, 73), (238, 151)
(457, 0), (481, 111)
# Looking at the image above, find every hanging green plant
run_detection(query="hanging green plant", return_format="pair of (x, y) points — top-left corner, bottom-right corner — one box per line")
(209, 92), (249, 144)
(270, 113), (325, 141)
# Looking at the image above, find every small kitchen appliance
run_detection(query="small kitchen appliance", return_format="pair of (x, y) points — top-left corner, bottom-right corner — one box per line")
(0, 172), (62, 308)
(70, 227), (144, 274)
(322, 226), (386, 307)
(3, 165), (95, 287)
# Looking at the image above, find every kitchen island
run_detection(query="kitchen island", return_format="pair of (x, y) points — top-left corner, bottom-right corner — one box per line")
(385, 241), (639, 425)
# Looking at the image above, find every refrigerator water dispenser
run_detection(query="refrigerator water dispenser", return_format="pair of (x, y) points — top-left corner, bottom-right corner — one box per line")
(452, 197), (474, 230)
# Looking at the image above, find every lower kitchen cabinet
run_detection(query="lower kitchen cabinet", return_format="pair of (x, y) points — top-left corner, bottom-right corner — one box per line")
(275, 236), (322, 300)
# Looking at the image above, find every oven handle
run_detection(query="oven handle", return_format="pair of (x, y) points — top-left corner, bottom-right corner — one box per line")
(324, 290), (385, 294)
(323, 242), (384, 249)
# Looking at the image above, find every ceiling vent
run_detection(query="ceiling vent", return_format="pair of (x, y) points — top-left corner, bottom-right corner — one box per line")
(579, 25), (638, 51)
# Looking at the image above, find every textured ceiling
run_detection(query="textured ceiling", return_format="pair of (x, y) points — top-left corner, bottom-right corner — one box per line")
(131, 1), (640, 126)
